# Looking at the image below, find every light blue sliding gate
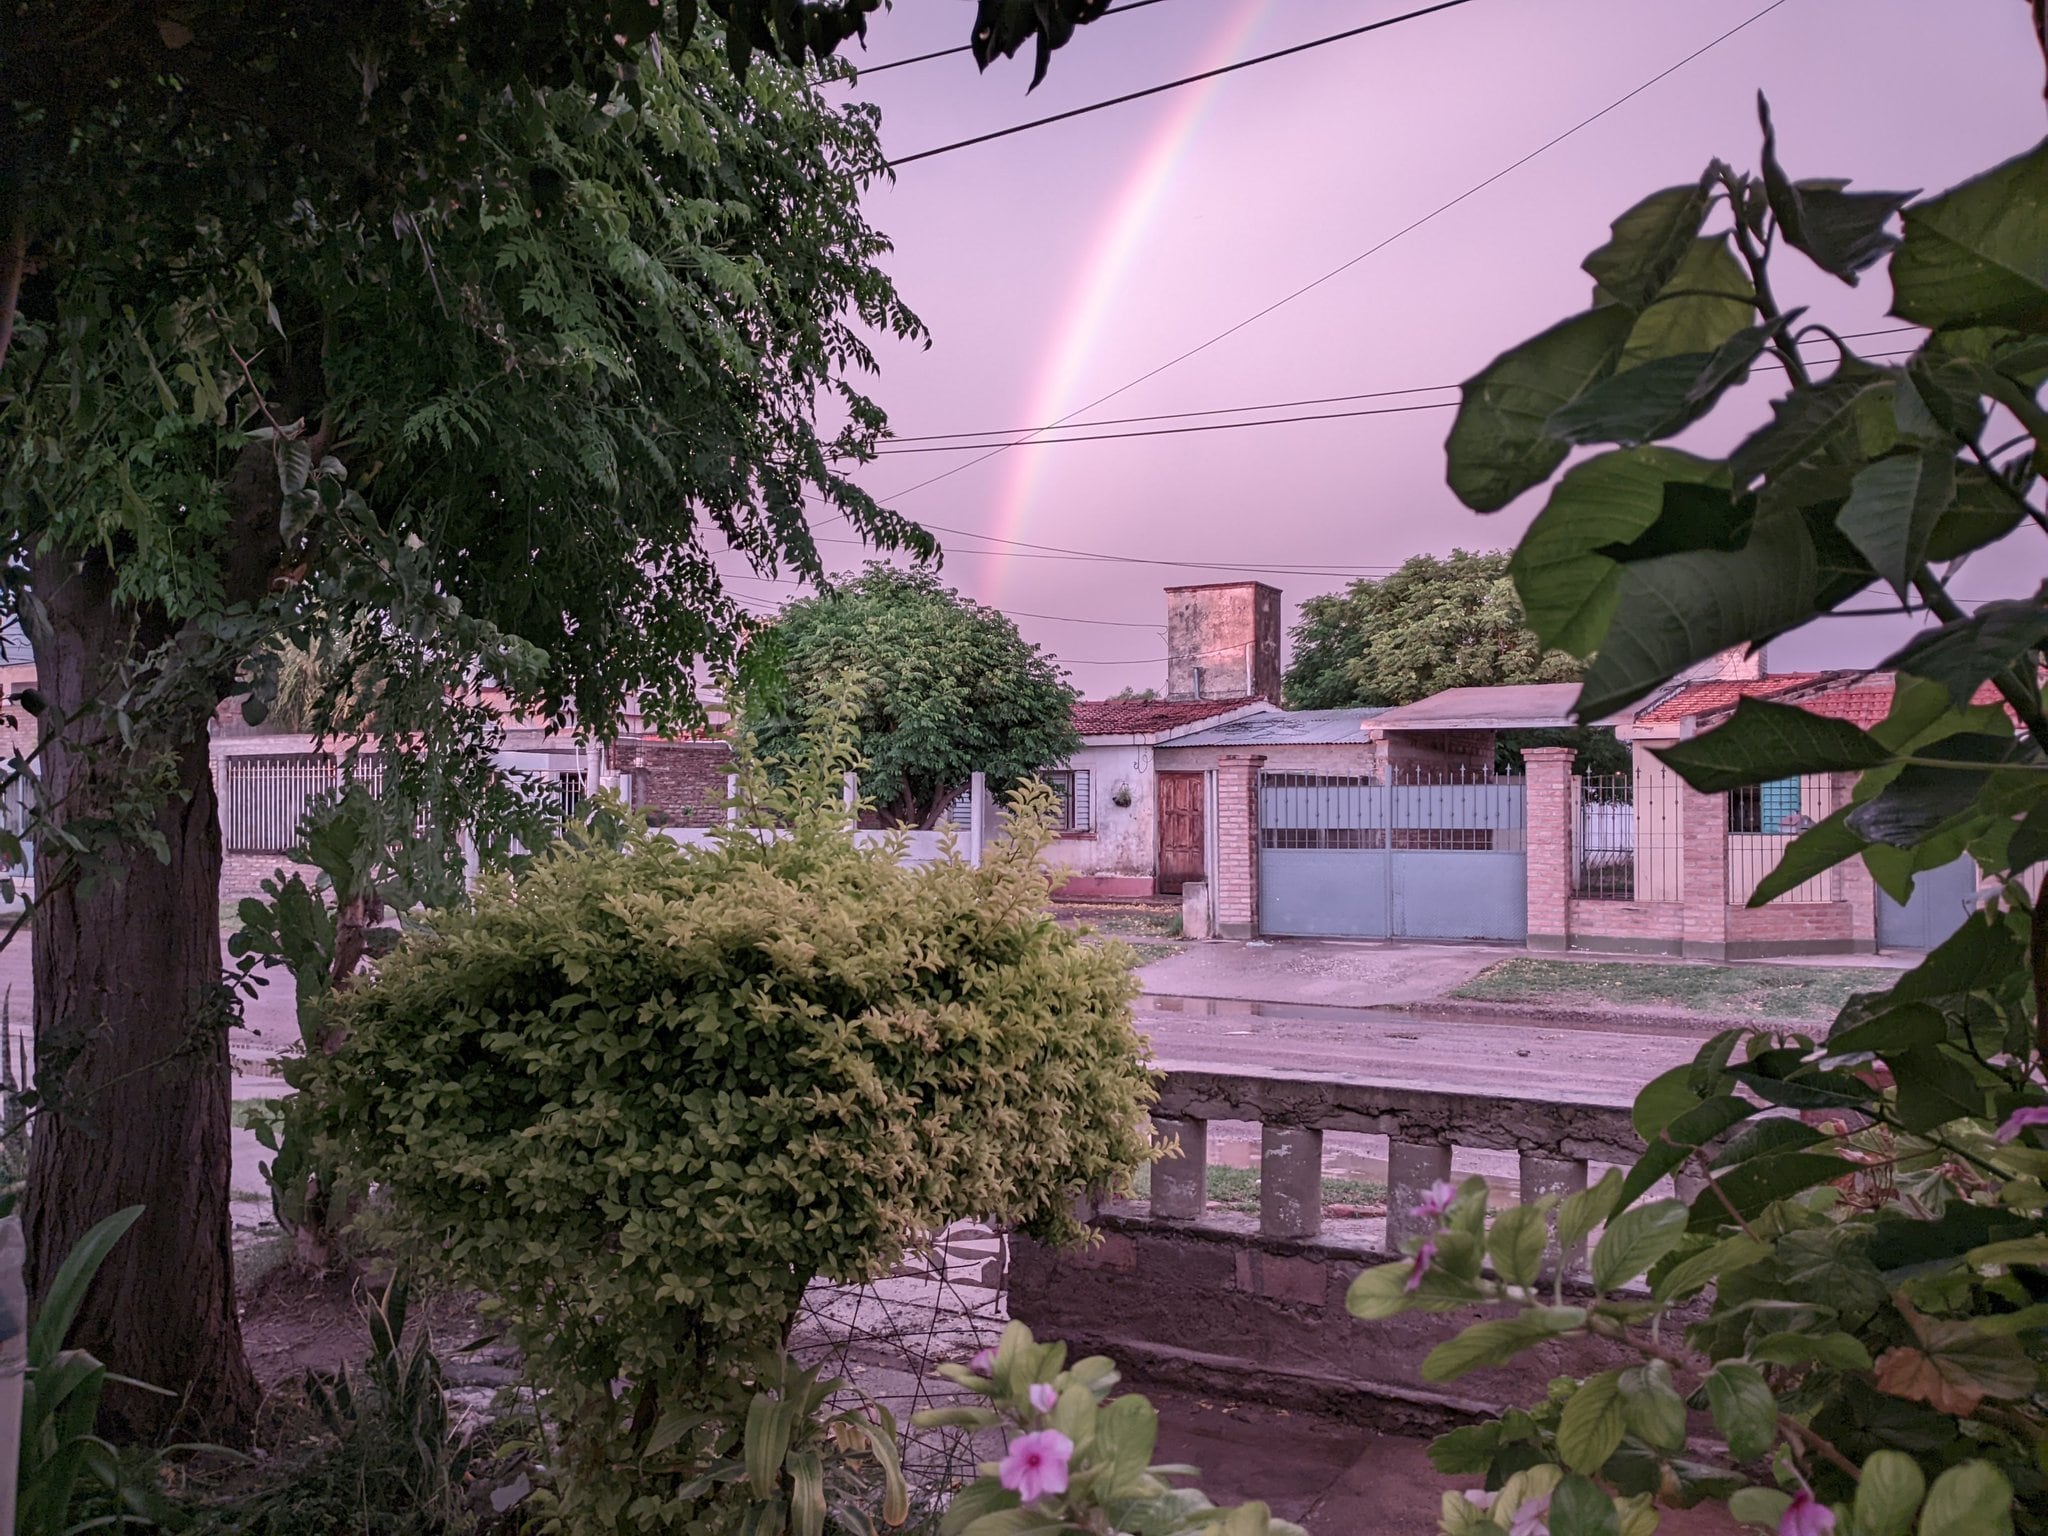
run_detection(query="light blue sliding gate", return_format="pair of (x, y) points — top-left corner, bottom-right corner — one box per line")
(1258, 773), (1527, 942)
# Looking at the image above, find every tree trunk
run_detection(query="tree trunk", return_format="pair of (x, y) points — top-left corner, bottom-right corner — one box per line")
(21, 542), (258, 1439)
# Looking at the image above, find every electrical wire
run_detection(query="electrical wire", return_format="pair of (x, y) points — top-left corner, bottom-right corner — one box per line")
(859, 0), (1795, 509)
(886, 0), (1476, 167)
(872, 327), (1922, 447)
(848, 0), (1179, 78)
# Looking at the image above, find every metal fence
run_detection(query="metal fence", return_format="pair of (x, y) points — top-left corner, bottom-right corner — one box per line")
(219, 754), (386, 854)
(1574, 771), (1683, 901)
(1727, 773), (1834, 904)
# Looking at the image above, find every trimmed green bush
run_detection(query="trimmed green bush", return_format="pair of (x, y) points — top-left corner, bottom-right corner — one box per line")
(310, 717), (1153, 1528)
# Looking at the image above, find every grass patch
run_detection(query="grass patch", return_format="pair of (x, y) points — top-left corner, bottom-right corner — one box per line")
(1056, 902), (1181, 940)
(1130, 1162), (1385, 1214)
(1451, 957), (1881, 1020)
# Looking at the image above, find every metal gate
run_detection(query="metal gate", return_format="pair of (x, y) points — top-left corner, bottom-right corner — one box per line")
(1876, 856), (1979, 951)
(1258, 772), (1527, 942)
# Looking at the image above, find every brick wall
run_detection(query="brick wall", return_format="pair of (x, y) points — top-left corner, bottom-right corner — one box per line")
(1213, 754), (1264, 939)
(220, 854), (321, 902)
(608, 738), (733, 827)
(1726, 900), (1857, 954)
(1566, 900), (1685, 953)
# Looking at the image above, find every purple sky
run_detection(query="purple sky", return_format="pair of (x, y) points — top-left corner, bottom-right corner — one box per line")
(718, 0), (2048, 698)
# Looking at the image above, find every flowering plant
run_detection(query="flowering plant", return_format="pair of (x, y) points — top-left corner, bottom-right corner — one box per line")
(916, 1322), (1307, 1536)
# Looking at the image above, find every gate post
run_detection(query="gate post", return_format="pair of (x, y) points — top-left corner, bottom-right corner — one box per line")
(1680, 780), (1731, 961)
(1523, 747), (1575, 952)
(1214, 754), (1266, 940)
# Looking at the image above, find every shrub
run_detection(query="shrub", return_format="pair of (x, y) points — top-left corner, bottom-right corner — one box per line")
(308, 711), (1154, 1530)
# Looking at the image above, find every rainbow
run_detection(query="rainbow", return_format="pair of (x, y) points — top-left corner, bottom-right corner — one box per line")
(985, 0), (1278, 599)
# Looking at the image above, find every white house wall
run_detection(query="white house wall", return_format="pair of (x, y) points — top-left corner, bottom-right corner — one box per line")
(1153, 743), (1376, 777)
(1038, 742), (1157, 882)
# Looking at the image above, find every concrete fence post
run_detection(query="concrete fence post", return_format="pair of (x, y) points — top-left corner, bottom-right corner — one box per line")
(1385, 1141), (1454, 1251)
(1520, 1152), (1590, 1275)
(1260, 1125), (1323, 1240)
(968, 771), (987, 868)
(1522, 747), (1576, 952)
(725, 772), (740, 826)
(1213, 753), (1266, 940)
(842, 771), (859, 814)
(1150, 1115), (1209, 1220)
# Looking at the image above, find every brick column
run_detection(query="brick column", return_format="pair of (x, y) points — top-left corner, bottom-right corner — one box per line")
(1213, 753), (1266, 940)
(1680, 781), (1730, 960)
(1523, 747), (1575, 952)
(1831, 772), (1878, 952)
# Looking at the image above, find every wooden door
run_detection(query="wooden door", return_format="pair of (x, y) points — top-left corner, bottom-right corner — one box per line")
(1157, 771), (1206, 894)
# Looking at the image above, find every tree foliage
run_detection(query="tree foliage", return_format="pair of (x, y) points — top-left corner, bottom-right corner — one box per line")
(309, 712), (1153, 1531)
(1284, 550), (1582, 710)
(1421, 98), (2048, 1536)
(747, 565), (1079, 828)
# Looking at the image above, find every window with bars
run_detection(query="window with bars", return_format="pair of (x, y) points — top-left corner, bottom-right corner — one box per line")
(1042, 769), (1092, 833)
(1728, 778), (1811, 835)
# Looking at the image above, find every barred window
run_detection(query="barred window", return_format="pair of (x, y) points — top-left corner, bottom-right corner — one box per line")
(1041, 769), (1092, 833)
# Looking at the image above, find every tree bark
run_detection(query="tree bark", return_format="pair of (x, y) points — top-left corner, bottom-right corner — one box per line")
(21, 537), (259, 1439)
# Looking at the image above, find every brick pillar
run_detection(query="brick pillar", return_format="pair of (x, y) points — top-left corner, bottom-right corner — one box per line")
(1831, 772), (1878, 952)
(1523, 747), (1575, 952)
(1213, 753), (1265, 940)
(1680, 781), (1730, 961)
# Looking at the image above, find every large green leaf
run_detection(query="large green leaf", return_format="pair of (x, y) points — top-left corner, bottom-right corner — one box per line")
(1731, 369), (1890, 488)
(1631, 1062), (1702, 1141)
(1892, 137), (2048, 331)
(1747, 804), (1869, 907)
(1914, 1461), (2014, 1536)
(1856, 1452), (1928, 1536)
(1421, 1308), (1587, 1382)
(1837, 449), (1958, 598)
(1509, 448), (1730, 657)
(1591, 1200), (1689, 1291)
(29, 1205), (144, 1369)
(1618, 237), (1756, 366)
(1884, 594), (2048, 707)
(1924, 463), (2029, 561)
(1758, 95), (1913, 283)
(1845, 734), (2038, 847)
(1447, 307), (1637, 512)
(1704, 1363), (1777, 1464)
(1573, 499), (1824, 720)
(1556, 1371), (1626, 1474)
(1620, 1096), (1754, 1207)
(1690, 1152), (1857, 1230)
(1888, 1045), (1990, 1134)
(1584, 184), (1713, 311)
(1547, 1475), (1622, 1536)
(1548, 317), (1796, 448)
(1655, 697), (1893, 793)
(1615, 1362), (1686, 1455)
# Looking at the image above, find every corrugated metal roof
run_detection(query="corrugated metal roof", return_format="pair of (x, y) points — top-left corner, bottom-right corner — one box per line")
(1167, 707), (1388, 747)
(1366, 684), (1585, 731)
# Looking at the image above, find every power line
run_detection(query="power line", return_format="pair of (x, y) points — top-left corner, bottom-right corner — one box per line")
(867, 342), (1922, 456)
(810, 534), (1400, 577)
(860, 0), (1793, 507)
(873, 327), (1922, 447)
(849, 0), (1179, 78)
(887, 0), (1476, 168)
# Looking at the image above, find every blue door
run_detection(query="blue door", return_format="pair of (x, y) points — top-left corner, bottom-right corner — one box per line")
(1876, 857), (1979, 951)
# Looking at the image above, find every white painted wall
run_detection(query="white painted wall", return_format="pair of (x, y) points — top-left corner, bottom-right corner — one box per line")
(1037, 742), (1158, 881)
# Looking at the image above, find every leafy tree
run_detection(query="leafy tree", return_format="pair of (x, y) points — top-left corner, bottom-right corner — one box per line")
(1284, 551), (1582, 710)
(748, 566), (1079, 827)
(1, 29), (929, 1432)
(1403, 97), (2048, 1535)
(1108, 685), (1163, 701)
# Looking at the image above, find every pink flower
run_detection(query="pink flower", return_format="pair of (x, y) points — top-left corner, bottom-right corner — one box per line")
(970, 1347), (997, 1375)
(1405, 1238), (1438, 1293)
(1028, 1382), (1058, 1413)
(1508, 1490), (1551, 1536)
(1463, 1491), (1496, 1511)
(998, 1429), (1073, 1503)
(1994, 1105), (2048, 1143)
(1780, 1491), (1835, 1536)
(1410, 1180), (1458, 1221)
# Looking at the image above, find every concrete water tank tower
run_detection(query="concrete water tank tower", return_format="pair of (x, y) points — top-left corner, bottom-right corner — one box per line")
(1164, 582), (1283, 705)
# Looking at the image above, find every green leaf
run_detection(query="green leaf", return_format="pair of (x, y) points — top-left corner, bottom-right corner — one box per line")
(1420, 1308), (1587, 1382)
(1914, 1461), (2015, 1536)
(1690, 1153), (1857, 1230)
(1652, 1232), (1767, 1301)
(1838, 449), (1958, 599)
(1748, 805), (1870, 907)
(1748, 1331), (1873, 1371)
(1556, 1371), (1626, 1474)
(1758, 95), (1913, 282)
(1729, 1489), (1794, 1529)
(1488, 1205), (1551, 1289)
(1924, 464), (2028, 562)
(1656, 697), (1893, 793)
(1889, 1045), (1989, 1133)
(1621, 1096), (1755, 1208)
(1731, 369), (1890, 488)
(1616, 1362), (1687, 1455)
(1884, 595), (2048, 708)
(1426, 1423), (1503, 1476)
(1547, 1475), (1622, 1536)
(30, 1206), (144, 1369)
(1618, 236), (1756, 366)
(1704, 1363), (1777, 1463)
(1856, 1451), (1929, 1536)
(1633, 1063), (1703, 1141)
(1511, 448), (1732, 656)
(1557, 1168), (1625, 1260)
(1345, 1260), (1420, 1321)
(1892, 138), (2048, 331)
(1548, 316), (1795, 448)
(1447, 307), (1637, 512)
(1824, 1001), (1950, 1058)
(1592, 1200), (1688, 1291)
(1846, 734), (2037, 848)
(1574, 499), (1825, 720)
(787, 1448), (825, 1536)
(1584, 184), (1714, 311)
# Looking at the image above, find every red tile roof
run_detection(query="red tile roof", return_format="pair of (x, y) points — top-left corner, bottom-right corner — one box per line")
(1799, 688), (1896, 729)
(1071, 698), (1259, 736)
(1633, 673), (1842, 725)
